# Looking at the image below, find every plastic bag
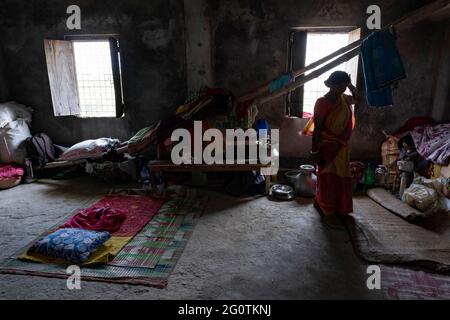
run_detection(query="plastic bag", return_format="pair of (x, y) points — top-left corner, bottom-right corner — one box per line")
(0, 119), (32, 164)
(402, 183), (438, 212)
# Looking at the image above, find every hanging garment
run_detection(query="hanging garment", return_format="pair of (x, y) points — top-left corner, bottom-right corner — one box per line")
(360, 29), (406, 107)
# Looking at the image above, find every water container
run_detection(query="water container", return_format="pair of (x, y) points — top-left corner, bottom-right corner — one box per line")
(295, 165), (317, 197)
(155, 172), (165, 195)
(256, 119), (269, 141)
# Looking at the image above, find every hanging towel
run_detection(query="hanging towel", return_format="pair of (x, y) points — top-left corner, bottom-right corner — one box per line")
(360, 29), (406, 107)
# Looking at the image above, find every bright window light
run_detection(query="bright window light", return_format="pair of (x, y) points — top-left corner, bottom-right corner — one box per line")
(303, 32), (358, 117)
(73, 41), (116, 118)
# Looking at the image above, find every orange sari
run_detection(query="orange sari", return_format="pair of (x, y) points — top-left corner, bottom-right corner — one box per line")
(303, 96), (355, 215)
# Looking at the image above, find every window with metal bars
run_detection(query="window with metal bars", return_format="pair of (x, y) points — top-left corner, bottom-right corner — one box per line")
(44, 35), (124, 118)
(287, 27), (361, 118)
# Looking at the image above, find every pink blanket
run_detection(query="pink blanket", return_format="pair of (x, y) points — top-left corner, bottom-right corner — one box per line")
(63, 207), (127, 233)
(0, 164), (24, 180)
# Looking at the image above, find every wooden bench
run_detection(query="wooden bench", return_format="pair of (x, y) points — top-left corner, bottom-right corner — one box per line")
(148, 161), (272, 194)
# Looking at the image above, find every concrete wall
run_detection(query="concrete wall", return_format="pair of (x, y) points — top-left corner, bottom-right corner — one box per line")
(0, 41), (9, 101)
(0, 0), (187, 145)
(430, 21), (450, 123)
(207, 0), (440, 160)
(184, 0), (215, 92)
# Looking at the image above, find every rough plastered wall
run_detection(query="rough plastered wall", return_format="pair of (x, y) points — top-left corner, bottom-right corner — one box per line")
(0, 41), (9, 101)
(0, 0), (186, 145)
(208, 0), (438, 161)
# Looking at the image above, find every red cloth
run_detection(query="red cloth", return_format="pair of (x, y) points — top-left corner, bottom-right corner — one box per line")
(63, 207), (127, 233)
(62, 195), (164, 237)
(0, 163), (24, 180)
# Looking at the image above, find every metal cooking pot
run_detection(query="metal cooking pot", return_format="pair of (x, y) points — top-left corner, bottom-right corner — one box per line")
(269, 184), (295, 200)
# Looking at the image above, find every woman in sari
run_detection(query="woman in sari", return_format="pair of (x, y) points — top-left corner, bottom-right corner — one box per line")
(303, 71), (360, 220)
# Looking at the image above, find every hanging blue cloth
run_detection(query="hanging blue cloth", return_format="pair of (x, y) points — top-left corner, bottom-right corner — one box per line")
(360, 29), (406, 107)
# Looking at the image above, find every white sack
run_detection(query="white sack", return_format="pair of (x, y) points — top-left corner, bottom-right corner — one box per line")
(402, 183), (439, 212)
(0, 119), (32, 164)
(0, 101), (33, 124)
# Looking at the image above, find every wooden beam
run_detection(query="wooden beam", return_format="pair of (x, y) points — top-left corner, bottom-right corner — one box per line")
(148, 161), (270, 172)
(390, 0), (450, 28)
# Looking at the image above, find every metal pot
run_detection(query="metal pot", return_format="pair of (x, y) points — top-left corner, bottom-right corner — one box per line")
(285, 170), (301, 187)
(294, 165), (317, 197)
(269, 184), (295, 200)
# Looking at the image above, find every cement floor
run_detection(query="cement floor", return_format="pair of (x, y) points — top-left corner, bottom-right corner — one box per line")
(0, 177), (382, 299)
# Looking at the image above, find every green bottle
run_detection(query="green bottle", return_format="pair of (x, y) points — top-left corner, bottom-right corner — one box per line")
(363, 163), (375, 188)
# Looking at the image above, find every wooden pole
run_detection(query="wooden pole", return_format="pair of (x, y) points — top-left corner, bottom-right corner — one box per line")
(258, 47), (360, 105)
(236, 38), (362, 103)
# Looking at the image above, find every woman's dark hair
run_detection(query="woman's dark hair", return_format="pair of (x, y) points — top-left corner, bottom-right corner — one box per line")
(324, 71), (351, 87)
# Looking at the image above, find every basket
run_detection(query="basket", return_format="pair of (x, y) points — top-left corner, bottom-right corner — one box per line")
(0, 177), (21, 190)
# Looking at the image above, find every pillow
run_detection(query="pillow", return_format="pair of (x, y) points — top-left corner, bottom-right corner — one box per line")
(29, 228), (110, 264)
(60, 138), (120, 161)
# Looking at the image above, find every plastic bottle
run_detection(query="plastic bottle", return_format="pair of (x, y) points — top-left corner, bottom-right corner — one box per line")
(363, 163), (375, 189)
(155, 172), (165, 195)
(140, 166), (150, 191)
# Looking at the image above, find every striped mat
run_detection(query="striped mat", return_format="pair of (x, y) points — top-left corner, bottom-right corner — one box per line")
(0, 187), (208, 288)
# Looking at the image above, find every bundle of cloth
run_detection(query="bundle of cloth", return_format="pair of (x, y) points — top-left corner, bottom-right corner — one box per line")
(127, 88), (249, 156)
(410, 123), (450, 166)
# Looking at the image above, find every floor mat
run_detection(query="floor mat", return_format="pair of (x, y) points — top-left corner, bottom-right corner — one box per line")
(108, 188), (206, 269)
(367, 188), (427, 222)
(381, 266), (450, 300)
(346, 196), (450, 274)
(0, 187), (208, 288)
